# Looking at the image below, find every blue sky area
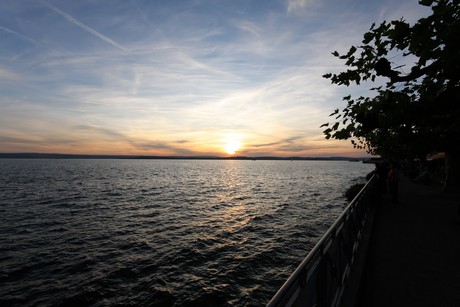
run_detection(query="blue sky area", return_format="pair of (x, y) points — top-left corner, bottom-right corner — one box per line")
(0, 0), (430, 156)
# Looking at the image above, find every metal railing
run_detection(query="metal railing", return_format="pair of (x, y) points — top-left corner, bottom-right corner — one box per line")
(267, 175), (377, 307)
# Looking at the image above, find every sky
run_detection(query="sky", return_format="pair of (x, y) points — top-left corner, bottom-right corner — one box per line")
(0, 0), (430, 157)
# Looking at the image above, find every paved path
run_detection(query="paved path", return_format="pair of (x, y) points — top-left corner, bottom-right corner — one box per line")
(358, 176), (460, 307)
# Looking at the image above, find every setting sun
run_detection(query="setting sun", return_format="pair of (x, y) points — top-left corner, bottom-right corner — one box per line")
(223, 138), (242, 155)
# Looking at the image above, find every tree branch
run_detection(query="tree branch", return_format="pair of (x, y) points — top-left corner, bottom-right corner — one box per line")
(375, 58), (439, 83)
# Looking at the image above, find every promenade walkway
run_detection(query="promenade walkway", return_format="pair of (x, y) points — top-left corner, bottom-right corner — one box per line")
(357, 175), (460, 306)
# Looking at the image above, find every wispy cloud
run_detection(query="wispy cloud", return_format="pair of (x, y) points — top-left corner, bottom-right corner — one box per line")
(252, 136), (305, 148)
(0, 67), (21, 81)
(74, 125), (195, 155)
(236, 21), (261, 37)
(286, 0), (316, 13)
(40, 0), (127, 52)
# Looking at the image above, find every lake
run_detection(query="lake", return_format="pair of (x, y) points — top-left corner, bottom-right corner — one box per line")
(0, 159), (373, 306)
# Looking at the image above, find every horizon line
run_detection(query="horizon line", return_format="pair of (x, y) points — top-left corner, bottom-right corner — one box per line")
(0, 152), (374, 160)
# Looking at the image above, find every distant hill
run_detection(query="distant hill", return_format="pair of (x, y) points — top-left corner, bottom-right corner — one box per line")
(0, 153), (371, 161)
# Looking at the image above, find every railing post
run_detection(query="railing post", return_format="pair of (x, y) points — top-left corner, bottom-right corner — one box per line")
(316, 250), (328, 307)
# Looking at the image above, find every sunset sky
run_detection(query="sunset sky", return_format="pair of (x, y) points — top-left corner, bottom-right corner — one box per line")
(0, 0), (430, 157)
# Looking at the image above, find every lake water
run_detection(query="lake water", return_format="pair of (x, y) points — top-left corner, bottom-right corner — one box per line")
(0, 159), (373, 306)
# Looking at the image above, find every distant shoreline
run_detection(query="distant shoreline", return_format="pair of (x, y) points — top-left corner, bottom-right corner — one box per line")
(0, 153), (371, 162)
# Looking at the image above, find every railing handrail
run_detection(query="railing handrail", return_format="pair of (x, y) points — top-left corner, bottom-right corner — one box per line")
(267, 174), (377, 307)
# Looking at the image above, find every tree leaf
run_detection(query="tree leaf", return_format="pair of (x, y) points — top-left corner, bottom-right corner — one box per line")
(347, 46), (357, 57)
(329, 109), (339, 116)
(363, 32), (373, 44)
(419, 0), (433, 6)
(332, 122), (339, 130)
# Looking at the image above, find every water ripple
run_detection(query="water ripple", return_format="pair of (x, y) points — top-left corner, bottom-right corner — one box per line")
(0, 159), (372, 306)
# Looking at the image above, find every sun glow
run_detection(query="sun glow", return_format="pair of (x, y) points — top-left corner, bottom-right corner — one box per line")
(223, 137), (242, 155)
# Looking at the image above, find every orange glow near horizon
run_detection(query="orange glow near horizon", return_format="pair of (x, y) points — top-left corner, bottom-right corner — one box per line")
(0, 129), (371, 158)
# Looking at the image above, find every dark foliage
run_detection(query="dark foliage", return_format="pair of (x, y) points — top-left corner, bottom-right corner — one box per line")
(344, 183), (365, 201)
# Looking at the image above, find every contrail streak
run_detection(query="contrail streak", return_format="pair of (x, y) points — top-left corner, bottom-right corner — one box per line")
(0, 25), (36, 43)
(40, 0), (127, 52)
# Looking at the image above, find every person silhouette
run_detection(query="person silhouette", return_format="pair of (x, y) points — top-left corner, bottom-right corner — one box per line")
(387, 161), (401, 203)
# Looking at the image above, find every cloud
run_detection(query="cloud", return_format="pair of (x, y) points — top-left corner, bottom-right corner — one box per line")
(0, 129), (84, 154)
(286, 0), (315, 13)
(40, 0), (127, 52)
(74, 125), (195, 155)
(0, 67), (21, 81)
(0, 135), (43, 144)
(236, 20), (261, 37)
(251, 136), (305, 148)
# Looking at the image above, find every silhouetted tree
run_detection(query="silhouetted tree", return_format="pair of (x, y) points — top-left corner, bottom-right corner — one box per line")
(322, 0), (460, 192)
